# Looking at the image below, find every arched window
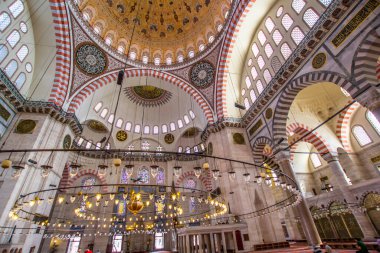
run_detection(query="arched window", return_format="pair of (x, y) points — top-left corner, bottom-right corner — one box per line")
(125, 122), (132, 131)
(25, 62), (32, 72)
(178, 146), (183, 153)
(282, 14), (294, 31)
(162, 124), (168, 133)
(208, 35), (215, 43)
(77, 137), (84, 146)
(177, 54), (184, 63)
(352, 125), (372, 146)
(129, 51), (137, 60)
(250, 67), (258, 80)
(251, 43), (259, 57)
(273, 30), (283, 45)
(93, 24), (102, 34)
(95, 142), (101, 150)
(134, 124), (141, 133)
(271, 56), (282, 73)
(85, 140), (92, 149)
(366, 111), (380, 135)
(185, 146), (191, 153)
(277, 6), (284, 17)
(304, 8), (319, 28)
(263, 69), (272, 84)
(115, 118), (123, 128)
(199, 44), (205, 51)
(100, 108), (108, 118)
(16, 45), (28, 62)
(265, 17), (275, 33)
(248, 58), (252, 66)
(20, 22), (27, 33)
(241, 88), (246, 96)
(245, 76), (252, 89)
(319, 0), (333, 7)
(107, 114), (114, 124)
(178, 119), (184, 129)
(153, 125), (159, 134)
(291, 26), (305, 45)
(9, 0), (24, 18)
(257, 56), (265, 69)
(189, 110), (195, 119)
(170, 122), (176, 131)
(310, 153), (322, 168)
(156, 168), (164, 184)
(144, 125), (150, 134)
(7, 30), (21, 48)
(94, 102), (102, 112)
(194, 146), (199, 153)
(166, 57), (172, 65)
(188, 51), (195, 58)
(264, 44), (273, 58)
(281, 43), (292, 60)
(249, 90), (256, 103)
(154, 57), (160, 65)
(142, 55), (148, 64)
(4, 60), (18, 77)
(117, 45), (125, 53)
(184, 115), (190, 124)
(82, 12), (90, 21)
(0, 45), (8, 63)
(138, 167), (150, 184)
(0, 12), (11, 32)
(257, 30), (266, 46)
(14, 72), (25, 89)
(105, 37), (112, 45)
(244, 97), (250, 110)
(256, 80), (264, 94)
(292, 0), (306, 14)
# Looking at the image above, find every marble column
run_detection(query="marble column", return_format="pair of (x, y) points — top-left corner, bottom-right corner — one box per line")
(210, 233), (215, 253)
(186, 234), (191, 253)
(221, 232), (227, 253)
(276, 151), (321, 246)
(322, 153), (378, 239)
(199, 234), (204, 253)
(232, 231), (238, 252)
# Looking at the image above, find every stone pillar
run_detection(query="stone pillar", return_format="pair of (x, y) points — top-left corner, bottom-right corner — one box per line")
(221, 232), (227, 253)
(186, 234), (191, 253)
(210, 233), (215, 253)
(205, 234), (211, 253)
(232, 231), (238, 252)
(199, 234), (204, 253)
(322, 153), (378, 239)
(276, 151), (321, 246)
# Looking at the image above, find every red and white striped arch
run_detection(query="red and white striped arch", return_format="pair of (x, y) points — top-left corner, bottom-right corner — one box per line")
(60, 167), (108, 193)
(68, 69), (215, 123)
(216, 0), (255, 119)
(335, 101), (360, 152)
(175, 170), (212, 192)
(48, 0), (72, 106)
(287, 123), (332, 155)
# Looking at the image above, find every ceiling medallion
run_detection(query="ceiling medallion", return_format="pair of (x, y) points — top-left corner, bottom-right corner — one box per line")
(232, 133), (245, 145)
(87, 120), (108, 133)
(190, 61), (215, 88)
(63, 135), (72, 149)
(75, 43), (108, 75)
(164, 133), (175, 144)
(15, 119), (37, 134)
(312, 52), (327, 69)
(116, 130), (128, 142)
(124, 85), (172, 107)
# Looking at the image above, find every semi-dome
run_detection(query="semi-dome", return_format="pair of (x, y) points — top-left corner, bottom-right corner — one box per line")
(75, 0), (232, 66)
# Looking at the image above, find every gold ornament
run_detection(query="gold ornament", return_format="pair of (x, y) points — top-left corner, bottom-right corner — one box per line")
(116, 130), (128, 141)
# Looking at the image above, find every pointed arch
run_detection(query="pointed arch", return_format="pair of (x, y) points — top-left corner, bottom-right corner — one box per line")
(335, 101), (360, 152)
(48, 0), (72, 106)
(175, 170), (212, 191)
(272, 71), (357, 151)
(68, 69), (215, 123)
(60, 166), (108, 192)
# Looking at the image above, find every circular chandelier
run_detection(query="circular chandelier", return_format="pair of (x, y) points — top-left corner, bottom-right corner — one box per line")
(2, 149), (302, 239)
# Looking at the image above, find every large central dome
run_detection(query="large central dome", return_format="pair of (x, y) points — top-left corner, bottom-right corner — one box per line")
(76, 0), (232, 66)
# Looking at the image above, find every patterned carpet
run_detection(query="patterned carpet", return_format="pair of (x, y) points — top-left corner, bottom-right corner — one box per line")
(250, 244), (378, 252)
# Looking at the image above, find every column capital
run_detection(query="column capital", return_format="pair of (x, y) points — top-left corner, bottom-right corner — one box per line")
(321, 152), (339, 163)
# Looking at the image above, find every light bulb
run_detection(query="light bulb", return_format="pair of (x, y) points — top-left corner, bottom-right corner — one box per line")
(212, 169), (220, 180)
(96, 193), (102, 201)
(243, 173), (250, 183)
(109, 194), (115, 200)
(125, 165), (134, 177)
(58, 196), (64, 204)
(228, 171), (236, 180)
(173, 166), (182, 178)
(150, 165), (159, 178)
(70, 196), (76, 203)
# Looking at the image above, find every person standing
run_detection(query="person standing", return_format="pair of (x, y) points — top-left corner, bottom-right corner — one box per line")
(323, 241), (333, 253)
(356, 238), (369, 253)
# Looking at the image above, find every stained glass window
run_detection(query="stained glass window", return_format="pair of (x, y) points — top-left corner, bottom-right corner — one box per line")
(138, 167), (150, 184)
(117, 201), (126, 216)
(185, 178), (197, 189)
(153, 125), (159, 134)
(82, 177), (96, 191)
(156, 168), (164, 184)
(121, 168), (128, 184)
(189, 198), (196, 213)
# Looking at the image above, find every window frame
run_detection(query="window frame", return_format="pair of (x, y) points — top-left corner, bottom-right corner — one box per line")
(352, 125), (373, 147)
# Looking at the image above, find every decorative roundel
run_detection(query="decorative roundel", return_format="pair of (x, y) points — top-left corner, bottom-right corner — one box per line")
(312, 52), (327, 69)
(75, 43), (108, 75)
(190, 61), (215, 88)
(116, 130), (128, 142)
(15, 119), (37, 134)
(164, 133), (175, 144)
(63, 135), (72, 149)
